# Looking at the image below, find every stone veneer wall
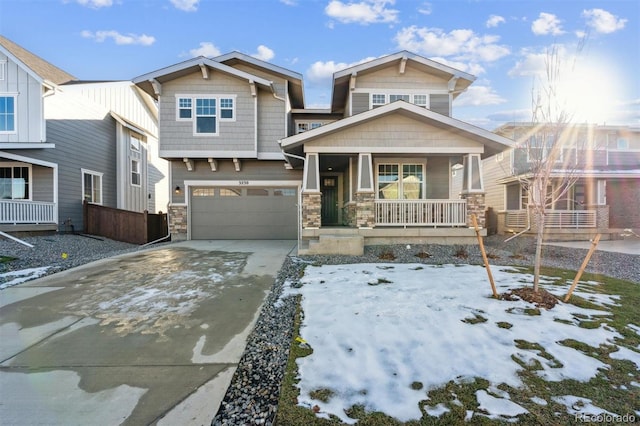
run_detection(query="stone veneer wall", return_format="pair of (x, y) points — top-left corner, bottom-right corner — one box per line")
(168, 204), (187, 240)
(302, 192), (321, 228)
(588, 205), (610, 229)
(461, 192), (486, 228)
(345, 202), (357, 227)
(356, 192), (375, 228)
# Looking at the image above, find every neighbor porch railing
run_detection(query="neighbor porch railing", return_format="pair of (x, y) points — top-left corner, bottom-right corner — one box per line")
(505, 209), (596, 229)
(0, 200), (57, 224)
(375, 199), (467, 226)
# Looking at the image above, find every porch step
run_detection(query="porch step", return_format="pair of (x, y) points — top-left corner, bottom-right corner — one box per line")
(298, 234), (364, 256)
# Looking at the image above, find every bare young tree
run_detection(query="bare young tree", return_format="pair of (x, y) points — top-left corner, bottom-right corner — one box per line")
(510, 42), (596, 292)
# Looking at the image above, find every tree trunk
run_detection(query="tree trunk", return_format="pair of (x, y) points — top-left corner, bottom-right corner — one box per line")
(533, 210), (545, 293)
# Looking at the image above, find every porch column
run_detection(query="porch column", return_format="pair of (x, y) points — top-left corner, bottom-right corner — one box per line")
(168, 204), (187, 240)
(460, 154), (486, 227)
(356, 153), (375, 228)
(302, 153), (321, 228)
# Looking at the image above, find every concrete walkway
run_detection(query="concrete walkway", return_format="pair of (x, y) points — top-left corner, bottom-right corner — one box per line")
(0, 240), (296, 426)
(544, 239), (640, 255)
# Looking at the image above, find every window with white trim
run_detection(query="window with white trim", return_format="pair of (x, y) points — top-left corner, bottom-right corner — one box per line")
(0, 61), (6, 81)
(177, 97), (192, 120)
(296, 121), (325, 134)
(0, 163), (30, 200)
(371, 93), (430, 109)
(131, 160), (141, 186)
(176, 95), (236, 135)
(0, 95), (16, 133)
(82, 169), (103, 204)
(377, 163), (424, 199)
(130, 134), (141, 152)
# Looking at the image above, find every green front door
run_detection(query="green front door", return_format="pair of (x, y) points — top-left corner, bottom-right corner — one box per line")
(321, 176), (339, 225)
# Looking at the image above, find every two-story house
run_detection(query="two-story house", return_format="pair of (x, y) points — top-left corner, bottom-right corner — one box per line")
(482, 122), (640, 240)
(133, 51), (513, 254)
(0, 35), (167, 234)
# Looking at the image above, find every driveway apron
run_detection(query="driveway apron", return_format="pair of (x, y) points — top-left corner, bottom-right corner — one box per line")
(0, 240), (296, 426)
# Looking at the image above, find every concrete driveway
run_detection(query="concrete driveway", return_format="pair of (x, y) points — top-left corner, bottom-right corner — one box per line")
(0, 240), (296, 426)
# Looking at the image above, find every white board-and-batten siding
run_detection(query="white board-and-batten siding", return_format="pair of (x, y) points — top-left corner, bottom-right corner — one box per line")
(0, 52), (44, 143)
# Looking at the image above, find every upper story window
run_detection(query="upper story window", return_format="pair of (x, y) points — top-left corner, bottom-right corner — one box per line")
(526, 133), (563, 163)
(0, 95), (16, 133)
(371, 93), (429, 109)
(0, 163), (30, 200)
(176, 94), (236, 136)
(615, 138), (629, 150)
(131, 159), (141, 186)
(0, 61), (6, 81)
(296, 121), (324, 134)
(130, 134), (141, 152)
(178, 98), (192, 119)
(196, 98), (217, 134)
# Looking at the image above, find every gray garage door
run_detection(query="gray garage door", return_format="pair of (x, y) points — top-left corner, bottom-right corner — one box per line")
(190, 186), (298, 239)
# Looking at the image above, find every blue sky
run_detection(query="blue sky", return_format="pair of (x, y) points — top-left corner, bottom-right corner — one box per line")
(1, 0), (638, 130)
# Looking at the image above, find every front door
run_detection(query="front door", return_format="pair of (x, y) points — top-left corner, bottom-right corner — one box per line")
(321, 176), (339, 225)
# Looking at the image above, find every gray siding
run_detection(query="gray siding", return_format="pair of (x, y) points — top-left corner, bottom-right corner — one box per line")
(160, 72), (257, 155)
(257, 87), (286, 154)
(482, 152), (512, 211)
(170, 159), (302, 204)
(32, 164), (53, 202)
(425, 156), (449, 198)
(351, 93), (369, 115)
(429, 94), (450, 116)
(0, 52), (44, 143)
(11, 115), (118, 231)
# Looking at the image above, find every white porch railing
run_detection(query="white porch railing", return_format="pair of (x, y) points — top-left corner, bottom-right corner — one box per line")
(375, 199), (467, 226)
(0, 200), (57, 224)
(506, 209), (596, 229)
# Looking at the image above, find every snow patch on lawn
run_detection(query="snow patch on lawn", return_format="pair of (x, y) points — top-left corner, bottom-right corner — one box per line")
(288, 263), (632, 423)
(476, 389), (529, 421)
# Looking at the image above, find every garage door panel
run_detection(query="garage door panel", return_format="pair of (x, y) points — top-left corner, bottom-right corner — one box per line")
(190, 187), (297, 240)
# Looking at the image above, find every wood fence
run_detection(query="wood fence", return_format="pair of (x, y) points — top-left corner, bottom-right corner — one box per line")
(83, 201), (168, 245)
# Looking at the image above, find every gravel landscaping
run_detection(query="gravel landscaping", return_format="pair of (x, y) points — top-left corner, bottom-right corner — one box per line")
(1, 232), (638, 425)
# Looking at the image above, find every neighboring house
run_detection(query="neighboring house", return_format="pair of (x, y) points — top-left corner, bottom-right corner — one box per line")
(482, 122), (640, 240)
(0, 35), (166, 234)
(133, 51), (513, 254)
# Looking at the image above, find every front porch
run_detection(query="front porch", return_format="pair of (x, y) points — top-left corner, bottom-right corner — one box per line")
(497, 205), (611, 241)
(299, 153), (487, 255)
(0, 200), (58, 232)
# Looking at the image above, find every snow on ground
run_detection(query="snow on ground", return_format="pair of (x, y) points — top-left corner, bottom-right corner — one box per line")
(287, 264), (636, 423)
(0, 266), (50, 289)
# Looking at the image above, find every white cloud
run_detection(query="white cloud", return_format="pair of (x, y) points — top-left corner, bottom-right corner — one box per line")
(486, 15), (505, 28)
(251, 45), (275, 61)
(189, 42), (221, 57)
(531, 12), (565, 36)
(418, 2), (432, 15)
(508, 45), (568, 78)
(582, 8), (627, 34)
(170, 0), (199, 12)
(325, 0), (399, 25)
(455, 85), (506, 106)
(306, 56), (377, 82)
(280, 0), (297, 5)
(394, 26), (510, 64)
(430, 57), (485, 76)
(75, 0), (113, 7)
(81, 30), (155, 46)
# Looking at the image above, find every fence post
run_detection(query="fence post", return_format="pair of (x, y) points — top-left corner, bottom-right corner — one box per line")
(143, 210), (149, 244)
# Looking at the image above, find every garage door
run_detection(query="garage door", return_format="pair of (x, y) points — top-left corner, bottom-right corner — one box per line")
(190, 186), (298, 239)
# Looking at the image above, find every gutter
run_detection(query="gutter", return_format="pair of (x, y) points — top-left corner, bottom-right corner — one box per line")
(0, 230), (34, 248)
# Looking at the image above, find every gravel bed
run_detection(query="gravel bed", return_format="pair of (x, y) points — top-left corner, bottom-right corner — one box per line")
(0, 233), (170, 285)
(2, 233), (637, 424)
